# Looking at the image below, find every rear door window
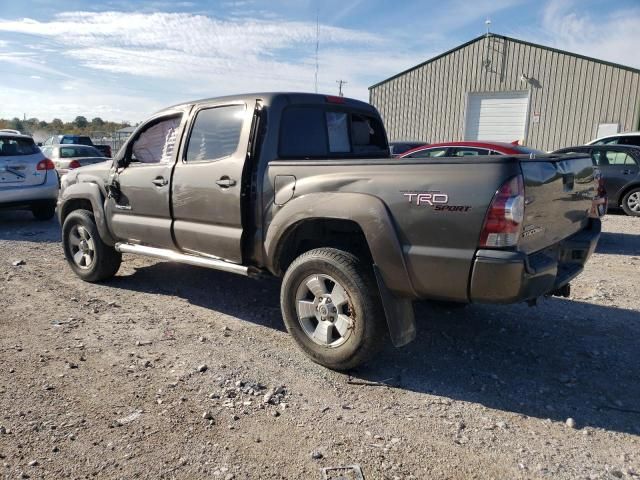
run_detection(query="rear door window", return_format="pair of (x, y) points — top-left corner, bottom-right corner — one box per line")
(185, 105), (245, 162)
(279, 106), (387, 159)
(451, 147), (490, 156)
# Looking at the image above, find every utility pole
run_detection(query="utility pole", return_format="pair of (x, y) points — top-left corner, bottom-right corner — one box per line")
(336, 79), (347, 97)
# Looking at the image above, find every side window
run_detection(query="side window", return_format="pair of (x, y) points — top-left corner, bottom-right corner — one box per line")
(350, 113), (387, 154)
(605, 151), (634, 165)
(130, 115), (182, 164)
(185, 105), (245, 162)
(405, 147), (448, 158)
(451, 147), (489, 156)
(619, 136), (640, 147)
(594, 137), (619, 145)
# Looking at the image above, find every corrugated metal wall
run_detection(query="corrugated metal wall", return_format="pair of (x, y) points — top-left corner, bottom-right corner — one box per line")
(369, 35), (640, 151)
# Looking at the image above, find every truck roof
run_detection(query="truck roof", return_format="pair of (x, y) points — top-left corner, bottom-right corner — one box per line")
(160, 92), (375, 115)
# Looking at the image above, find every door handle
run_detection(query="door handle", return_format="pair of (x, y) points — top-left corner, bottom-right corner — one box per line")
(622, 169), (635, 175)
(216, 176), (236, 188)
(152, 176), (168, 187)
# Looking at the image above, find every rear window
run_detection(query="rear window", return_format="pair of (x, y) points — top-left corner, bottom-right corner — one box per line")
(0, 136), (40, 156)
(60, 146), (103, 158)
(61, 136), (92, 146)
(279, 106), (388, 159)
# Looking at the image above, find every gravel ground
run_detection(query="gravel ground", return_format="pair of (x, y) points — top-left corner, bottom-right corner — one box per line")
(0, 210), (639, 480)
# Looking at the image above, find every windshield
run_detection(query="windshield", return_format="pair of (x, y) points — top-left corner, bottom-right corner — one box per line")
(60, 146), (104, 158)
(0, 136), (40, 156)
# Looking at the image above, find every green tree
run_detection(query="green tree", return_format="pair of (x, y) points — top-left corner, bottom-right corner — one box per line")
(91, 117), (105, 128)
(51, 118), (64, 132)
(74, 116), (88, 128)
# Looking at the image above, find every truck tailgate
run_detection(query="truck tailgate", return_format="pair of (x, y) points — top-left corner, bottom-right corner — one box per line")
(519, 154), (597, 254)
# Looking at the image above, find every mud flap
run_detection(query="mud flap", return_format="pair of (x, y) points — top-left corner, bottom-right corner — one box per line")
(373, 265), (416, 347)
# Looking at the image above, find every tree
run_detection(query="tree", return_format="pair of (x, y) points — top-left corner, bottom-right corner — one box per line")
(74, 116), (88, 128)
(51, 118), (64, 132)
(91, 117), (105, 128)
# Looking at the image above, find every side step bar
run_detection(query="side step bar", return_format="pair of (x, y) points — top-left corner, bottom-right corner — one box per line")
(115, 243), (255, 277)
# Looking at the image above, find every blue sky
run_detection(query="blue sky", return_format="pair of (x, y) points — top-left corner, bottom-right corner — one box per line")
(0, 0), (638, 122)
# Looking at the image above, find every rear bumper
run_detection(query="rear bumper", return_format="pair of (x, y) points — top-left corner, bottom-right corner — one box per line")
(0, 172), (59, 208)
(469, 219), (601, 303)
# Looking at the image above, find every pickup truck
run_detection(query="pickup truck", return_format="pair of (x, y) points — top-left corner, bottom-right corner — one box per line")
(57, 92), (603, 370)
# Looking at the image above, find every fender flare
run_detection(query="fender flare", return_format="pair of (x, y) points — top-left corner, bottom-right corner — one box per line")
(264, 192), (417, 347)
(58, 182), (116, 246)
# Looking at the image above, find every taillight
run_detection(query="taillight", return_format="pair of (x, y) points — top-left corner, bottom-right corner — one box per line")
(325, 95), (346, 104)
(479, 175), (525, 248)
(69, 160), (81, 169)
(36, 158), (55, 171)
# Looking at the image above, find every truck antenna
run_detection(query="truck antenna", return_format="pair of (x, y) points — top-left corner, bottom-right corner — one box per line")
(314, 11), (319, 93)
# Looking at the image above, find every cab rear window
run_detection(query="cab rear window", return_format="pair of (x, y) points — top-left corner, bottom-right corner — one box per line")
(278, 106), (388, 159)
(0, 137), (39, 156)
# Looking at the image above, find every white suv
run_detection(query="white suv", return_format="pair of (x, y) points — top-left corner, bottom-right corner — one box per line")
(0, 132), (59, 220)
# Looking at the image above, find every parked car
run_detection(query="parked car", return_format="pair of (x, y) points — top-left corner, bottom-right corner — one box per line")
(400, 141), (545, 158)
(42, 134), (112, 158)
(389, 140), (428, 157)
(586, 131), (640, 147)
(0, 131), (58, 220)
(554, 145), (640, 216)
(41, 144), (108, 176)
(57, 92), (603, 370)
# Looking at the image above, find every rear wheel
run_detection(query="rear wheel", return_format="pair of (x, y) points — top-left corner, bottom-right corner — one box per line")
(31, 202), (56, 221)
(621, 188), (640, 216)
(62, 210), (121, 282)
(280, 248), (386, 370)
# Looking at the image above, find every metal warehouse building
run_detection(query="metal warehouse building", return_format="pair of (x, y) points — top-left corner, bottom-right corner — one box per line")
(369, 33), (640, 151)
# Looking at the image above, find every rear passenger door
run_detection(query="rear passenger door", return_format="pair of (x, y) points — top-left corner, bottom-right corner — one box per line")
(171, 102), (252, 263)
(591, 148), (638, 199)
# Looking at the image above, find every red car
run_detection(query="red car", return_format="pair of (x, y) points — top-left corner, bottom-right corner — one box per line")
(399, 141), (544, 158)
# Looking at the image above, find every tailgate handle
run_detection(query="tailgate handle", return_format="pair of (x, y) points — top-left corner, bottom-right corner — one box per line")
(562, 173), (574, 191)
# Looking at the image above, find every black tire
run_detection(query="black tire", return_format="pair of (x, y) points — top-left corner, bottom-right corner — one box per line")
(280, 248), (387, 370)
(62, 210), (121, 282)
(621, 188), (640, 216)
(31, 202), (56, 221)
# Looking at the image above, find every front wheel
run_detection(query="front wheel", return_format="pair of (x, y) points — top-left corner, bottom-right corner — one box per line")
(621, 188), (640, 216)
(62, 210), (121, 282)
(280, 248), (387, 370)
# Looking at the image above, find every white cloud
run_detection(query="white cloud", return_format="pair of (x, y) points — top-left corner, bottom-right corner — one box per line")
(539, 0), (640, 69)
(0, 11), (411, 110)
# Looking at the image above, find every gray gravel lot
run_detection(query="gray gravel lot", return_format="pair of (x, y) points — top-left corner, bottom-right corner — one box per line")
(0, 210), (639, 479)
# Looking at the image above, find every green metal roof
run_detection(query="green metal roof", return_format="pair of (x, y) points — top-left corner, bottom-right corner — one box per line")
(369, 33), (640, 90)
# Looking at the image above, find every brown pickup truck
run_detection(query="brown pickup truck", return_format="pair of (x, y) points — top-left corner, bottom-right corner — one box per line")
(57, 93), (604, 370)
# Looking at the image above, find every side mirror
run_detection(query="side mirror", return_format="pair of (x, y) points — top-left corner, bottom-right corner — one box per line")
(116, 157), (128, 169)
(37, 142), (43, 147)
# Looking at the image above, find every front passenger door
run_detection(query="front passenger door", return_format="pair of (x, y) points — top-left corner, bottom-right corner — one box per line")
(105, 111), (187, 249)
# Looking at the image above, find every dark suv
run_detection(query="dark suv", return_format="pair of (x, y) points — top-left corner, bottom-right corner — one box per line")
(554, 145), (640, 216)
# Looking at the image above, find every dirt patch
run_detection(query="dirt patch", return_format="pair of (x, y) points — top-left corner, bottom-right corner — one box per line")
(1, 210), (639, 479)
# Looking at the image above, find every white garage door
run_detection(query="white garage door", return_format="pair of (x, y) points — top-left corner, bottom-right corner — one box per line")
(465, 91), (530, 142)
